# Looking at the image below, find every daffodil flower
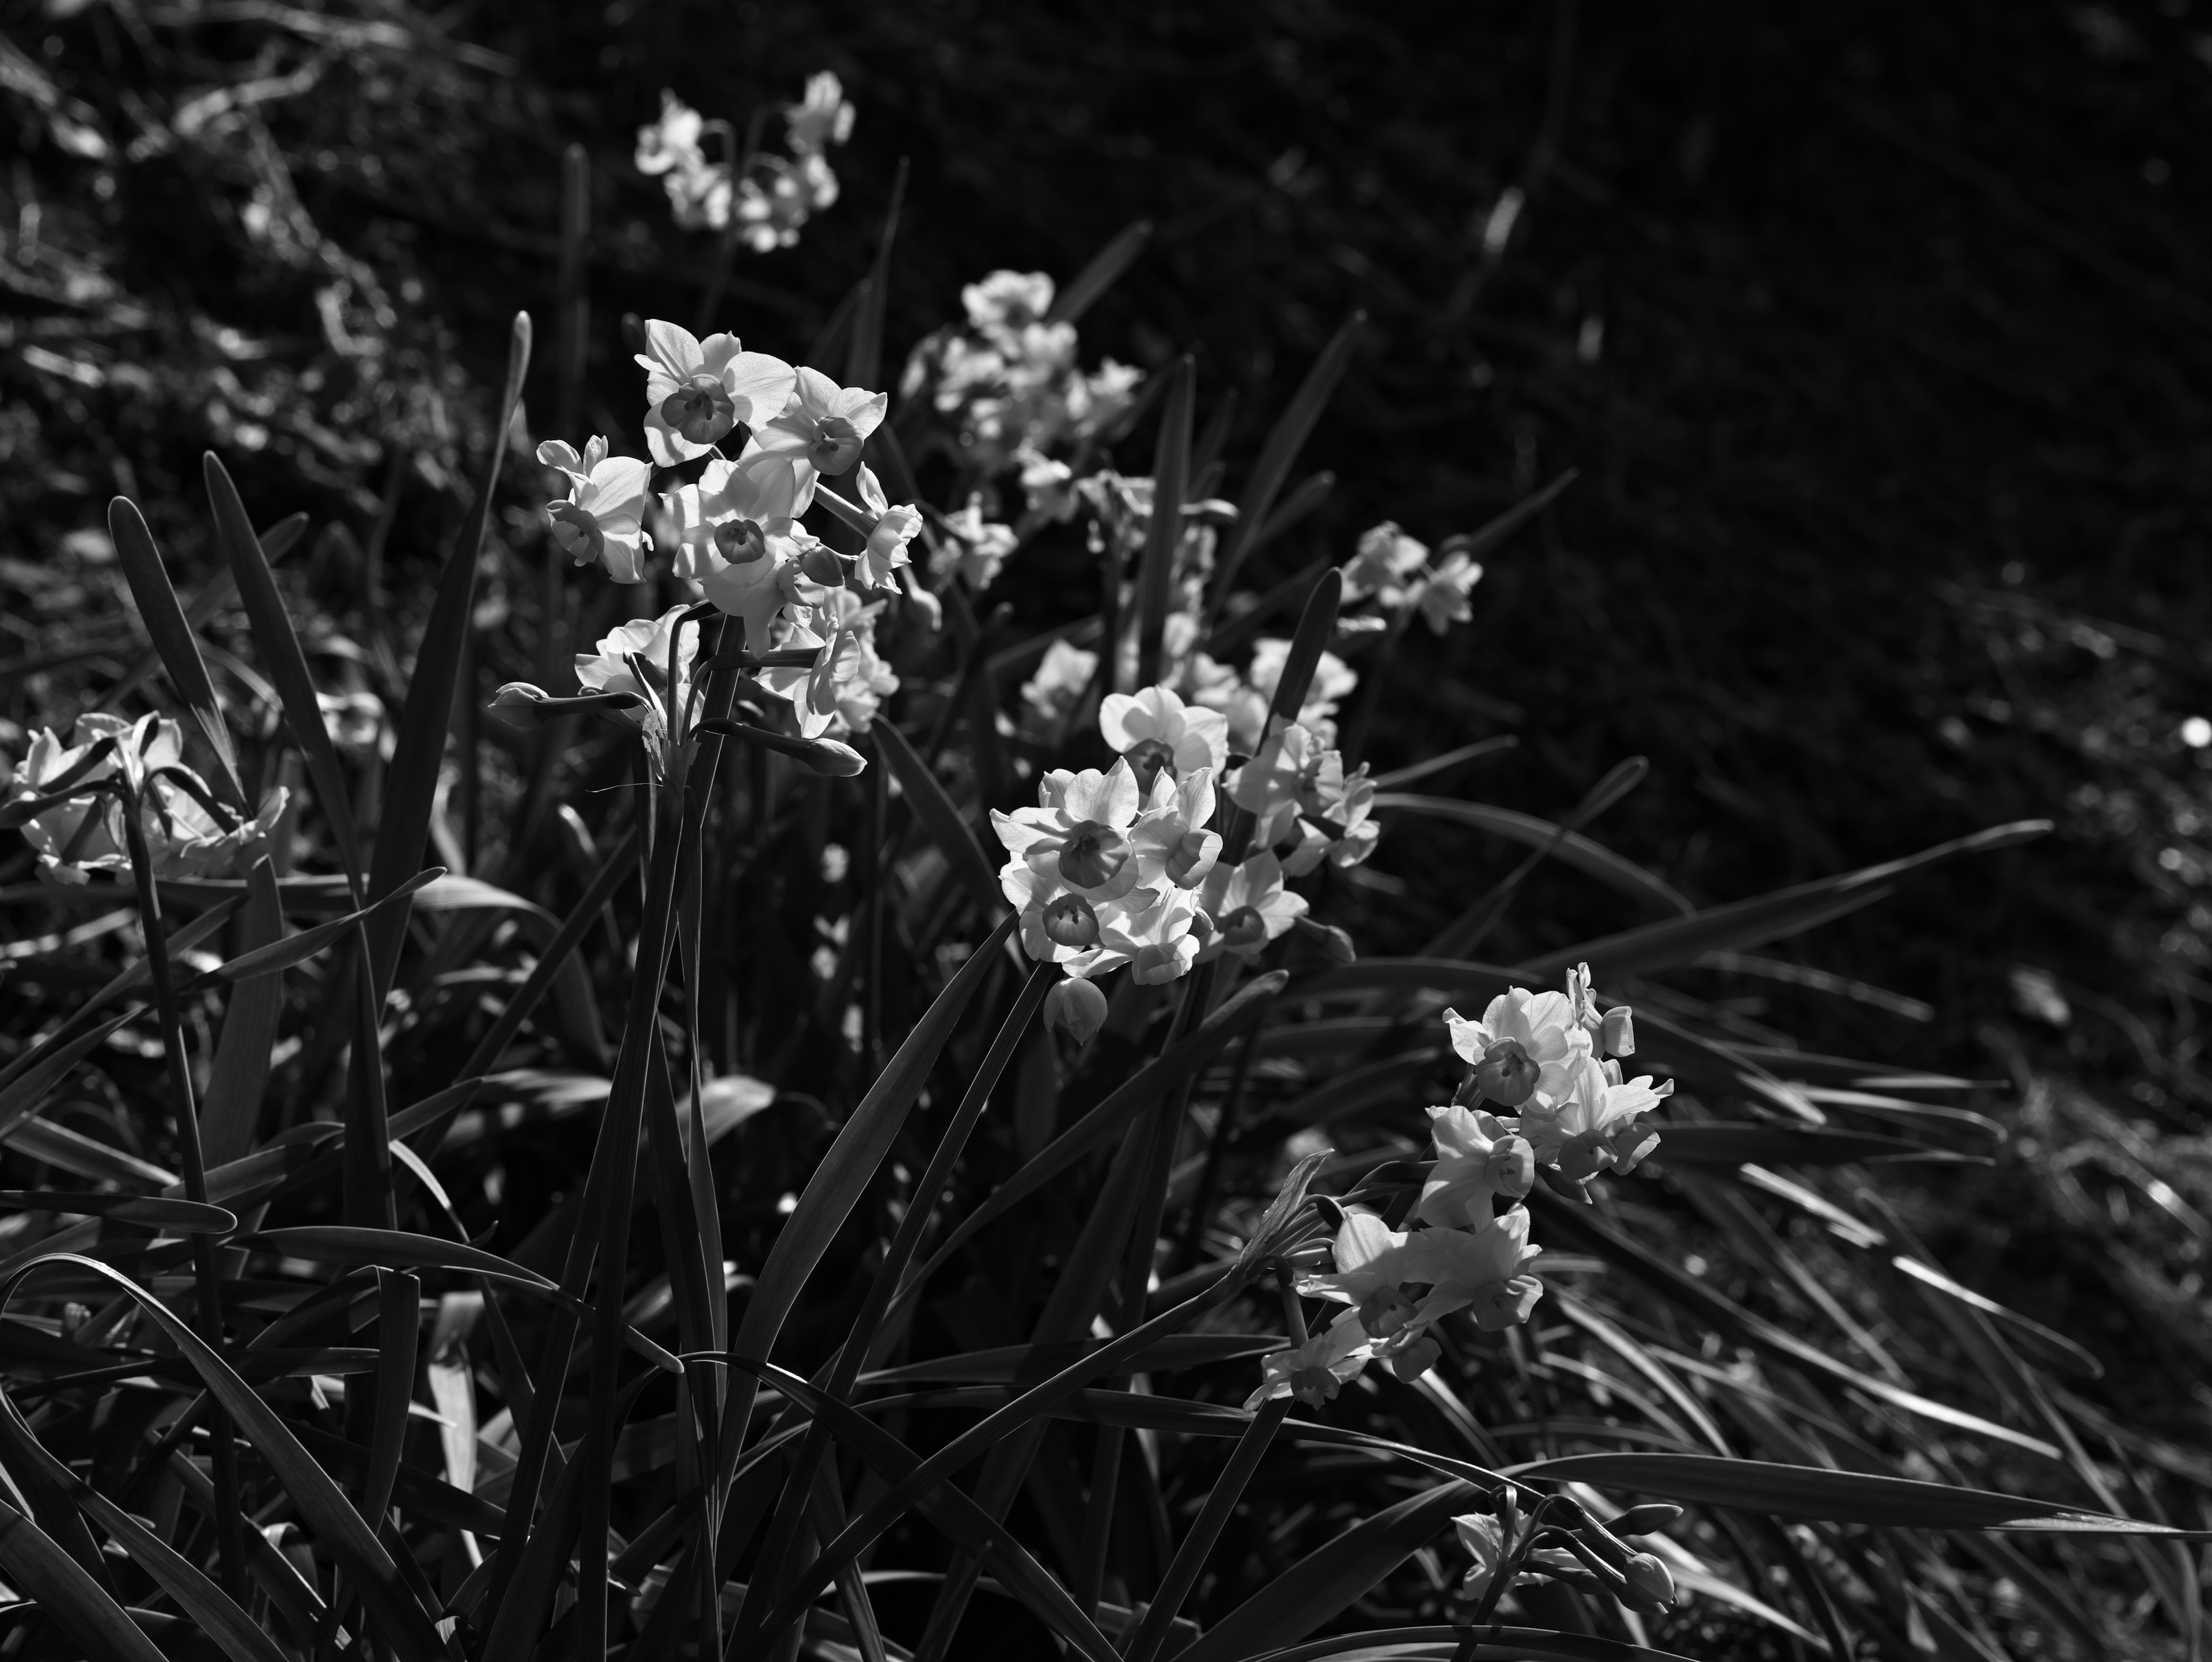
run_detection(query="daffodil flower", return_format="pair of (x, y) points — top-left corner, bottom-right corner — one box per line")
(1411, 550), (1483, 634)
(1001, 862), (1200, 982)
(785, 70), (855, 156)
(1297, 1209), (1433, 1344)
(935, 494), (1019, 589)
(741, 366), (889, 514)
(853, 463), (921, 590)
(574, 605), (699, 773)
(1443, 989), (1593, 1114)
(1195, 853), (1306, 960)
(634, 321), (798, 467)
(1129, 766), (1221, 890)
(1412, 1205), (1545, 1332)
(993, 759), (1149, 903)
(1419, 1104), (1536, 1227)
(1520, 1051), (1673, 1182)
(1245, 1318), (1373, 1411)
(1341, 521), (1430, 607)
(538, 438), (652, 583)
(1100, 684), (1229, 791)
(1018, 639), (1099, 736)
(1454, 1512), (1508, 1601)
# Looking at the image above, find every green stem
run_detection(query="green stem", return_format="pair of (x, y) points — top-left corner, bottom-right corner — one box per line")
(118, 791), (244, 1602)
(1124, 1397), (1292, 1662)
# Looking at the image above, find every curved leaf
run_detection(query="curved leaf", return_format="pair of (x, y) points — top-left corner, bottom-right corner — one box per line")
(1374, 795), (1693, 915)
(1512, 1453), (2207, 1535)
(1654, 1125), (1969, 1169)
(0, 1496), (168, 1662)
(875, 720), (999, 918)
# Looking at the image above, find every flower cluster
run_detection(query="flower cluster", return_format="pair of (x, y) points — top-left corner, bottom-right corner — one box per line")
(1453, 1492), (1680, 1615)
(635, 72), (853, 249)
(900, 270), (1141, 480)
(1247, 967), (1665, 1411)
(4, 714), (283, 886)
(531, 319), (921, 744)
(1339, 521), (1485, 635)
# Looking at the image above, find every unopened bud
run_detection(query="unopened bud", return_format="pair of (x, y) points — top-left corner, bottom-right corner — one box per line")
(799, 543), (855, 587)
(1043, 976), (1108, 1044)
(1601, 1005), (1635, 1056)
(714, 518), (770, 564)
(1056, 820), (1131, 889)
(486, 682), (554, 730)
(1472, 1038), (1539, 1108)
(1296, 917), (1357, 964)
(662, 373), (736, 444)
(1621, 1553), (1675, 1611)
(798, 738), (867, 778)
(1041, 894), (1101, 949)
(1484, 1134), (1535, 1199)
(1607, 1504), (1683, 1538)
(1123, 736), (1177, 793)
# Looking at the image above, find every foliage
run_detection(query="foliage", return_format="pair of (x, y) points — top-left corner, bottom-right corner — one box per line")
(5, 7), (2212, 1661)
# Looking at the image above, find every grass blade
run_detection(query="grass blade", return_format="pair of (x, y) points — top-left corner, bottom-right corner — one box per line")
(106, 496), (243, 796)
(847, 156), (907, 391)
(199, 861), (286, 1165)
(1046, 218), (1153, 325)
(1512, 1454), (2205, 1535)
(203, 451), (365, 895)
(1206, 310), (1363, 621)
(0, 1496), (168, 1662)
(1, 1255), (446, 1662)
(1135, 355), (1195, 687)
(1173, 1479), (1483, 1662)
(875, 720), (1000, 918)
(365, 311), (532, 998)
(1377, 796), (1692, 915)
(361, 1268), (422, 1526)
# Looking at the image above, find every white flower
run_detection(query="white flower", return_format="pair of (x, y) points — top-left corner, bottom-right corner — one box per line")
(636, 90), (706, 178)
(1412, 1206), (1544, 1332)
(963, 271), (1056, 335)
(1297, 1210), (1431, 1347)
(760, 592), (897, 739)
(1455, 1512), (1508, 1601)
(1444, 990), (1592, 1114)
(1017, 449), (1078, 522)
(854, 463), (921, 590)
(1419, 1104), (1535, 1227)
(1001, 862), (1200, 983)
(992, 760), (1148, 903)
(1248, 637), (1357, 731)
(574, 605), (700, 773)
(738, 366), (889, 517)
(785, 70), (855, 156)
(1245, 1318), (1373, 1411)
(935, 495), (1019, 590)
(1195, 853), (1305, 959)
(1129, 766), (1221, 891)
(1520, 1051), (1673, 1182)
(634, 322), (798, 468)
(1020, 639), (1099, 735)
(1342, 521), (1429, 606)
(1411, 551), (1482, 634)
(1228, 722), (1379, 873)
(1100, 684), (1229, 791)
(539, 438), (652, 583)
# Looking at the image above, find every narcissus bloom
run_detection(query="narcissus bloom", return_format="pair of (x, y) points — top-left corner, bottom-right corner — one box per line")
(1297, 1209), (1431, 1345)
(993, 759), (1149, 903)
(1521, 1050), (1673, 1182)
(1001, 863), (1200, 982)
(1411, 550), (1483, 634)
(786, 70), (855, 156)
(1444, 989), (1593, 1114)
(743, 365), (888, 510)
(1101, 684), (1229, 791)
(1195, 853), (1306, 959)
(853, 463), (921, 590)
(574, 605), (699, 771)
(539, 438), (652, 583)
(1245, 1319), (1373, 1411)
(1419, 1104), (1536, 1226)
(935, 495), (1019, 590)
(634, 322), (798, 467)
(1129, 766), (1221, 891)
(1018, 639), (1098, 735)
(1413, 1206), (1545, 1332)
(1341, 521), (1430, 607)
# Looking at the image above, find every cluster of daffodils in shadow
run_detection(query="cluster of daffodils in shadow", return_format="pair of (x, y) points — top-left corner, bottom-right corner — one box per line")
(637, 72), (854, 250)
(1, 713), (285, 885)
(1252, 976), (1669, 1415)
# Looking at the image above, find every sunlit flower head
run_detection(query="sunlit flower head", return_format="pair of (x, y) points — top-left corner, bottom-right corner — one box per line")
(574, 605), (701, 771)
(1444, 989), (1592, 1114)
(1245, 1318), (1373, 1411)
(634, 322), (799, 467)
(1194, 852), (1306, 960)
(1100, 684), (1229, 793)
(1020, 639), (1099, 737)
(1520, 1050), (1673, 1182)
(1419, 1103), (1536, 1226)
(1341, 521), (1429, 606)
(1411, 1205), (1544, 1332)
(785, 70), (855, 156)
(539, 438), (652, 583)
(936, 495), (1020, 590)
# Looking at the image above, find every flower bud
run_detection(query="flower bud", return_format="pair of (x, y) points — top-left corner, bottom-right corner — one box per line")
(798, 738), (868, 778)
(808, 413), (865, 473)
(1555, 1130), (1619, 1184)
(714, 518), (770, 565)
(1621, 1553), (1675, 1612)
(1056, 820), (1131, 889)
(1123, 736), (1177, 793)
(1302, 919), (1357, 964)
(1600, 1005), (1635, 1057)
(1472, 1038), (1539, 1108)
(1607, 1504), (1683, 1537)
(1484, 1134), (1535, 1199)
(1041, 894), (1101, 949)
(800, 542), (856, 587)
(486, 682), (554, 730)
(1043, 976), (1108, 1044)
(662, 373), (736, 444)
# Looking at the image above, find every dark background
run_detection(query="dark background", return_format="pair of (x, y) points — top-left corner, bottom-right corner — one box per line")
(7, 0), (2212, 1425)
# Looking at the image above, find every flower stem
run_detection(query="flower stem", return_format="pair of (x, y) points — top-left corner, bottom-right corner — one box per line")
(119, 790), (244, 1602)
